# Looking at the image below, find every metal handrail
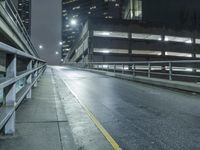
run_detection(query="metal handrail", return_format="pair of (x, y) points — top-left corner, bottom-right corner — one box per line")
(0, 43), (46, 135)
(1, 0), (39, 57)
(65, 60), (200, 83)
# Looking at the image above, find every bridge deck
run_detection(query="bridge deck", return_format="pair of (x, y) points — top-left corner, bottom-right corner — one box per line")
(1, 66), (200, 150)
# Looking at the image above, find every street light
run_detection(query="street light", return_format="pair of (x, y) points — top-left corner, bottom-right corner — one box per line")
(39, 45), (43, 49)
(59, 42), (63, 45)
(70, 19), (77, 26)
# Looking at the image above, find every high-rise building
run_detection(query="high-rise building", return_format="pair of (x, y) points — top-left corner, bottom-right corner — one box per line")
(123, 0), (200, 29)
(123, 0), (142, 20)
(61, 0), (123, 58)
(17, 0), (31, 35)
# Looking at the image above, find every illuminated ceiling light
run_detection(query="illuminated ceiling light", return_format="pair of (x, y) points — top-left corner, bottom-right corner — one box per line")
(158, 37), (162, 41)
(61, 59), (64, 62)
(164, 37), (169, 41)
(102, 50), (110, 53)
(185, 68), (193, 72)
(102, 32), (110, 36)
(185, 39), (192, 44)
(55, 51), (59, 55)
(70, 19), (77, 26)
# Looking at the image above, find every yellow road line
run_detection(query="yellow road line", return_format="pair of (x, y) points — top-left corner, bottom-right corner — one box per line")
(61, 78), (122, 150)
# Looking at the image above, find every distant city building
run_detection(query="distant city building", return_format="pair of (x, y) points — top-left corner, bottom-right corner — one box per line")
(123, 0), (200, 28)
(61, 0), (123, 58)
(17, 0), (31, 35)
(123, 0), (142, 20)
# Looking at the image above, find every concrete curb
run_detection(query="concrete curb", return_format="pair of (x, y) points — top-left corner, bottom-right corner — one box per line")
(83, 68), (200, 94)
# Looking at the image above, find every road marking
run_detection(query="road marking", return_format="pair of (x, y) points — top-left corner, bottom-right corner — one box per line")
(60, 76), (122, 150)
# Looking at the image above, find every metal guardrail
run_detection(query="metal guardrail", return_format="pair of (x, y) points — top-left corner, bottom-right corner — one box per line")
(66, 60), (200, 83)
(0, 42), (46, 135)
(0, 0), (39, 57)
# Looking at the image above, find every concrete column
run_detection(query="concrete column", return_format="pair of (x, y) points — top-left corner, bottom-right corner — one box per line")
(26, 60), (32, 99)
(4, 54), (16, 135)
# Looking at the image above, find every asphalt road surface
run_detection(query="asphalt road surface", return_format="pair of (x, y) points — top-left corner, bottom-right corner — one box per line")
(57, 67), (200, 150)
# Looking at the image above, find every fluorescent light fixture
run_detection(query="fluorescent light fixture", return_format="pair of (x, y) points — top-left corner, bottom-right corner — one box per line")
(185, 39), (192, 44)
(158, 37), (162, 41)
(164, 37), (169, 41)
(55, 51), (59, 55)
(103, 65), (108, 68)
(102, 50), (110, 53)
(185, 68), (193, 72)
(59, 42), (63, 45)
(102, 32), (110, 36)
(165, 52), (192, 57)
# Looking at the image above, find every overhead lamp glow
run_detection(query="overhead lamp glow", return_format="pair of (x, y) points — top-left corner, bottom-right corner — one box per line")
(55, 51), (59, 55)
(59, 42), (63, 45)
(158, 37), (162, 41)
(70, 19), (77, 26)
(164, 37), (169, 41)
(39, 45), (43, 49)
(185, 68), (193, 72)
(102, 32), (110, 36)
(102, 50), (110, 53)
(61, 59), (64, 62)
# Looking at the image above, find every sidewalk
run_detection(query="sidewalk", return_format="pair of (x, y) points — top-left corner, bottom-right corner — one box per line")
(0, 67), (112, 150)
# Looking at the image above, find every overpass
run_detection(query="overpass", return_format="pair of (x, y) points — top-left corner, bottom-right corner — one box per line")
(0, 1), (200, 149)
(1, 62), (200, 149)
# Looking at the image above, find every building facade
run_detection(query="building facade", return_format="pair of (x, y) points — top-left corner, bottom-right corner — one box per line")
(61, 0), (124, 58)
(17, 0), (32, 35)
(123, 0), (200, 29)
(66, 18), (200, 63)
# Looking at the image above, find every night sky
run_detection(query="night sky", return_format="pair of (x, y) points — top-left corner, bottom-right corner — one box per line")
(31, 0), (62, 65)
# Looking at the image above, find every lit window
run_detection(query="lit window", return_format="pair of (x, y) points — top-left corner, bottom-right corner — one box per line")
(94, 31), (128, 38)
(195, 39), (200, 44)
(164, 36), (192, 43)
(132, 50), (162, 56)
(165, 52), (192, 57)
(132, 33), (162, 41)
(94, 48), (128, 54)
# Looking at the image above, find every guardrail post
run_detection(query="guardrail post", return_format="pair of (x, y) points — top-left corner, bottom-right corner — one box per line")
(33, 61), (38, 87)
(133, 64), (136, 76)
(122, 64), (124, 74)
(4, 54), (16, 135)
(148, 63), (151, 78)
(169, 62), (172, 80)
(26, 59), (32, 99)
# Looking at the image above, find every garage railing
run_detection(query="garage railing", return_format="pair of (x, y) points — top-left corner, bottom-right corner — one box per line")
(66, 60), (200, 83)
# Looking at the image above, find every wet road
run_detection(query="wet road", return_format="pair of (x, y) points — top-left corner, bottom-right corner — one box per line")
(56, 67), (200, 150)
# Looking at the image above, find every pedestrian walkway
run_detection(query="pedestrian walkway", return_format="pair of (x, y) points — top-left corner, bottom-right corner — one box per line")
(0, 67), (112, 150)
